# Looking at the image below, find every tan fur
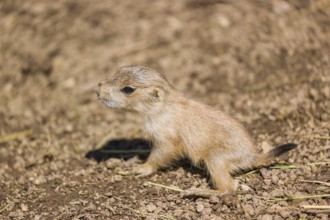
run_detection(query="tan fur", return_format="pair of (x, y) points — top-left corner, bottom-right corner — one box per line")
(96, 66), (272, 194)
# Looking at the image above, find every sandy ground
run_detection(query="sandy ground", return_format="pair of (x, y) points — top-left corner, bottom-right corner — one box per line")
(0, 0), (329, 219)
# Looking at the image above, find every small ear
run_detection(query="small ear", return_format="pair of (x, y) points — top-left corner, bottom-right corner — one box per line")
(150, 88), (162, 101)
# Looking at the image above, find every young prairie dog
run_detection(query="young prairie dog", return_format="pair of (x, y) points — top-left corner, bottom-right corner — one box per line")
(96, 66), (296, 194)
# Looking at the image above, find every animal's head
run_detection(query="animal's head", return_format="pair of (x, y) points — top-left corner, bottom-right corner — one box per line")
(96, 66), (172, 113)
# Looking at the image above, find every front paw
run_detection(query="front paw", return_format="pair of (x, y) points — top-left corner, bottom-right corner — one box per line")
(133, 163), (156, 177)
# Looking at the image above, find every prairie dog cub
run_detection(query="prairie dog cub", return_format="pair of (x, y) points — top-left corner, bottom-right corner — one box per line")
(96, 66), (296, 193)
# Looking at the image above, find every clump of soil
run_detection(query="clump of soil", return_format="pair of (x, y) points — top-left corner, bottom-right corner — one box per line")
(0, 0), (329, 219)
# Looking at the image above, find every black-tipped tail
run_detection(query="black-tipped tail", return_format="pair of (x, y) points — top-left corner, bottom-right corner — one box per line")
(268, 143), (297, 158)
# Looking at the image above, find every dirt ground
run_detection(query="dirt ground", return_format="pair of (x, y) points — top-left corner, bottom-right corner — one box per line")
(1, 0), (329, 219)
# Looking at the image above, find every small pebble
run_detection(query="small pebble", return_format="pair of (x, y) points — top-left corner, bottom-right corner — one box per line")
(146, 204), (157, 213)
(110, 175), (122, 182)
(209, 196), (219, 204)
(196, 203), (204, 213)
(261, 214), (273, 220)
(241, 184), (252, 192)
(21, 204), (28, 212)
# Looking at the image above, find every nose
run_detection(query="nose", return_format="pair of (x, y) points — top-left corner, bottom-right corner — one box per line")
(95, 82), (102, 96)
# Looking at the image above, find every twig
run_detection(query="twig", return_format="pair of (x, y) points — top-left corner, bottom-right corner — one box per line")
(115, 171), (131, 176)
(301, 205), (330, 209)
(273, 206), (299, 212)
(298, 180), (330, 187)
(0, 130), (33, 143)
(268, 194), (330, 202)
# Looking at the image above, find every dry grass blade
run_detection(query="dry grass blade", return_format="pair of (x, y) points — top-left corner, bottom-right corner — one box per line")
(270, 164), (301, 169)
(268, 194), (330, 202)
(115, 171), (131, 176)
(244, 169), (258, 176)
(0, 130), (33, 143)
(0, 202), (13, 214)
(309, 135), (330, 140)
(298, 180), (330, 187)
(146, 181), (227, 198)
(146, 181), (183, 192)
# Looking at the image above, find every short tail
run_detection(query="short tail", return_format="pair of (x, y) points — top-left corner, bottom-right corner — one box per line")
(256, 143), (297, 166)
(267, 143), (297, 158)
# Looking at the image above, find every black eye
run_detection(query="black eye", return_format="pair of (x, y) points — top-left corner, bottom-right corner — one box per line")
(121, 86), (136, 95)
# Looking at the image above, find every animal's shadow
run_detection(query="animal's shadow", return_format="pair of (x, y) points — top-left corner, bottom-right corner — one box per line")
(85, 138), (152, 162)
(85, 138), (207, 177)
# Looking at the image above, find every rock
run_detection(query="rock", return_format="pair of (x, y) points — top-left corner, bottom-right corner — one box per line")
(243, 204), (255, 216)
(272, 0), (292, 15)
(209, 196), (220, 204)
(173, 209), (183, 217)
(270, 189), (284, 197)
(196, 203), (205, 213)
(146, 204), (157, 213)
(203, 207), (212, 215)
(273, 215), (282, 220)
(279, 210), (290, 218)
(21, 203), (28, 212)
(105, 158), (122, 169)
(260, 168), (270, 179)
(124, 156), (140, 165)
(261, 214), (273, 220)
(241, 184), (252, 192)
(217, 15), (230, 28)
(271, 175), (279, 184)
(110, 175), (122, 182)
(104, 192), (113, 197)
(261, 141), (273, 153)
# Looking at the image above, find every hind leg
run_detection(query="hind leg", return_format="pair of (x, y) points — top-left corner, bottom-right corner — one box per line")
(204, 157), (237, 193)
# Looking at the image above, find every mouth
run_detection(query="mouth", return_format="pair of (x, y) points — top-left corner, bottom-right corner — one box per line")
(98, 97), (120, 109)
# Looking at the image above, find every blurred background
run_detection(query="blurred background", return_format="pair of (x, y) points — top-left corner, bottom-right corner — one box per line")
(0, 0), (329, 219)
